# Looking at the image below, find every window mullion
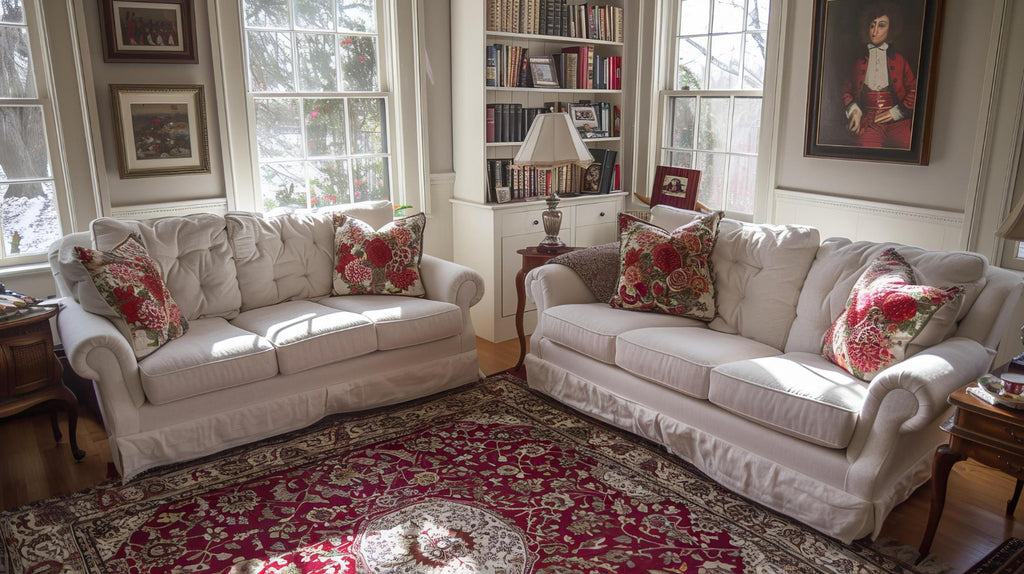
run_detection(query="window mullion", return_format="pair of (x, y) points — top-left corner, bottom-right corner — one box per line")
(344, 98), (355, 203)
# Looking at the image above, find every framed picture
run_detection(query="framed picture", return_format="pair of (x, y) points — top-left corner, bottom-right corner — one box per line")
(568, 103), (600, 138)
(99, 0), (198, 63)
(582, 163), (602, 194)
(110, 84), (210, 179)
(529, 56), (560, 88)
(804, 0), (944, 165)
(495, 187), (512, 204)
(650, 166), (700, 211)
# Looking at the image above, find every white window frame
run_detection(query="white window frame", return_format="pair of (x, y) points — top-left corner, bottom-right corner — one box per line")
(0, 0), (74, 266)
(652, 0), (785, 223)
(209, 0), (427, 215)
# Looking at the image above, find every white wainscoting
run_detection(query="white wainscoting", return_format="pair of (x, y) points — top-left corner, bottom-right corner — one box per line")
(109, 199), (231, 220)
(773, 189), (965, 250)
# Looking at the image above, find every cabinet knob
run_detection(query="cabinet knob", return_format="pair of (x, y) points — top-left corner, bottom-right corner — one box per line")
(532, 220), (539, 225)
(599, 211), (605, 217)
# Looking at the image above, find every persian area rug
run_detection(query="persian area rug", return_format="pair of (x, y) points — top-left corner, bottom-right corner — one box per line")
(966, 538), (1024, 573)
(2, 373), (932, 573)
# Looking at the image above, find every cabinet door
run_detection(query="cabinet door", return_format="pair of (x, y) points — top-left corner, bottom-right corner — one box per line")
(575, 222), (618, 247)
(501, 232), (547, 318)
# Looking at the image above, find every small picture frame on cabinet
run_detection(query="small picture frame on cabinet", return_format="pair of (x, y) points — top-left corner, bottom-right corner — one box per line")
(495, 187), (512, 204)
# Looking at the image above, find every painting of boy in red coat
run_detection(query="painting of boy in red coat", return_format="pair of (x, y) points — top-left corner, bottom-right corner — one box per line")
(841, 3), (916, 149)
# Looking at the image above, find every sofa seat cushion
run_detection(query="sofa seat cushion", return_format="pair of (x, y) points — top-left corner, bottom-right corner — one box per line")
(139, 318), (278, 405)
(616, 328), (780, 399)
(708, 352), (869, 449)
(544, 303), (705, 364)
(318, 295), (462, 350)
(231, 300), (377, 375)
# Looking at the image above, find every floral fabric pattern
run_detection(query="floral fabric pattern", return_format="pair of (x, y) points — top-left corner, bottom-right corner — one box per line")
(0, 375), (927, 574)
(823, 248), (962, 380)
(74, 234), (187, 359)
(332, 212), (426, 296)
(610, 211), (722, 321)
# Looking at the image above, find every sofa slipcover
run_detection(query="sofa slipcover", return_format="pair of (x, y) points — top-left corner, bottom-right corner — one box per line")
(319, 296), (463, 350)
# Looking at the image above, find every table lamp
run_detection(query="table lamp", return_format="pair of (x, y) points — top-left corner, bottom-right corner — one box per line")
(513, 112), (594, 253)
(997, 199), (1024, 370)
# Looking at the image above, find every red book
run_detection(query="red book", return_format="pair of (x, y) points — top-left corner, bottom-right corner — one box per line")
(486, 104), (496, 142)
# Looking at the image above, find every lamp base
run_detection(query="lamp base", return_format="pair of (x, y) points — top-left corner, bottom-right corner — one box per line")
(536, 240), (569, 254)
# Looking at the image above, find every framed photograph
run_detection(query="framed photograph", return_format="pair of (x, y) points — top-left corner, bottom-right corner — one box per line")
(804, 0), (944, 165)
(496, 187), (512, 204)
(99, 0), (198, 63)
(650, 166), (700, 211)
(581, 163), (602, 194)
(110, 84), (210, 179)
(568, 103), (600, 137)
(529, 56), (560, 88)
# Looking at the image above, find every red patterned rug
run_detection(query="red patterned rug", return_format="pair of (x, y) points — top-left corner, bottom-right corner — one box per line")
(2, 373), (937, 573)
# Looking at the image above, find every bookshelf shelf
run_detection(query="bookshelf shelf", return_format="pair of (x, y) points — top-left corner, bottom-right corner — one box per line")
(485, 30), (623, 47)
(486, 136), (620, 147)
(486, 87), (622, 94)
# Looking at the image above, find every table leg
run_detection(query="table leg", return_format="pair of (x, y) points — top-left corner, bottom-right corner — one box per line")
(918, 444), (965, 562)
(54, 384), (85, 461)
(1008, 478), (1024, 516)
(514, 267), (528, 370)
(50, 411), (62, 441)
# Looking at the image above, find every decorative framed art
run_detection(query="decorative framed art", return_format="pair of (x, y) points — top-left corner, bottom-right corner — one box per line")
(110, 84), (210, 178)
(568, 103), (606, 138)
(650, 166), (700, 211)
(99, 0), (198, 63)
(529, 56), (560, 88)
(804, 0), (944, 165)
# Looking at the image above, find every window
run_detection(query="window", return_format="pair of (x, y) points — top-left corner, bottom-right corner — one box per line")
(0, 0), (67, 262)
(659, 0), (770, 217)
(242, 0), (391, 213)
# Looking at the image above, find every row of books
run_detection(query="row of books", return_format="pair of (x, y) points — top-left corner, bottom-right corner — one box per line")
(487, 0), (624, 43)
(486, 44), (621, 90)
(486, 101), (620, 143)
(486, 148), (619, 203)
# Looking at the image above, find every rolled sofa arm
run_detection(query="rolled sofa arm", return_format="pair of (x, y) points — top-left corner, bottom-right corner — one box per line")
(860, 337), (993, 434)
(419, 254), (485, 310)
(526, 264), (597, 314)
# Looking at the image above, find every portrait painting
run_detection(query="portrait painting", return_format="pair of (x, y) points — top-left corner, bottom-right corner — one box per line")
(99, 0), (198, 63)
(111, 85), (210, 178)
(804, 0), (944, 165)
(650, 166), (700, 211)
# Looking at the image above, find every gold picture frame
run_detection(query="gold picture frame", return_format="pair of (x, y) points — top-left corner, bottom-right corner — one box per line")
(110, 84), (210, 178)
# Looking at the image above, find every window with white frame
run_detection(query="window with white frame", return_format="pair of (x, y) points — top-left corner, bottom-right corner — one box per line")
(242, 0), (391, 213)
(0, 0), (68, 263)
(659, 0), (770, 217)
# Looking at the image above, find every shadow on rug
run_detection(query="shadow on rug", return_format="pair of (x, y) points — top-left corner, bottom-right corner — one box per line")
(1, 372), (947, 573)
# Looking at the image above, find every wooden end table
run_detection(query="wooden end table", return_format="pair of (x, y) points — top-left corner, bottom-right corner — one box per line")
(918, 382), (1024, 558)
(0, 306), (85, 461)
(514, 246), (579, 369)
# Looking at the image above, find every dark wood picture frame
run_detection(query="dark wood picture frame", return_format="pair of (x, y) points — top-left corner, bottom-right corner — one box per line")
(650, 166), (700, 211)
(99, 0), (198, 64)
(529, 56), (560, 88)
(110, 84), (210, 178)
(804, 0), (943, 165)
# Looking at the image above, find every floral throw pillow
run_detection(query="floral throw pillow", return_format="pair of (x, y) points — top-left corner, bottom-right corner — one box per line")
(74, 234), (187, 359)
(609, 211), (722, 321)
(332, 212), (426, 297)
(822, 248), (962, 380)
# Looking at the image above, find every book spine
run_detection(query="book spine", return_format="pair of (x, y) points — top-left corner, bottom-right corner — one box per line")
(486, 104), (496, 142)
(518, 47), (530, 87)
(486, 45), (497, 87)
(587, 44), (594, 89)
(613, 104), (620, 137)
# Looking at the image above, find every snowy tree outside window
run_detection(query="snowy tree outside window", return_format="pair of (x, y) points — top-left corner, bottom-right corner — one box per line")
(243, 0), (391, 214)
(660, 0), (769, 217)
(0, 0), (62, 260)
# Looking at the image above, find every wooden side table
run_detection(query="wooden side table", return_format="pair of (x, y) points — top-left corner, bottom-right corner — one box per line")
(918, 382), (1024, 558)
(0, 306), (85, 461)
(514, 246), (579, 369)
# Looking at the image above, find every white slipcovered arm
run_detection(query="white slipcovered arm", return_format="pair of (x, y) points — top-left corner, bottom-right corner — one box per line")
(526, 263), (597, 313)
(860, 337), (993, 433)
(419, 254), (485, 310)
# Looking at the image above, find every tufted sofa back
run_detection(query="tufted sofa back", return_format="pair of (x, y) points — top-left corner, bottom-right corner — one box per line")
(651, 205), (820, 350)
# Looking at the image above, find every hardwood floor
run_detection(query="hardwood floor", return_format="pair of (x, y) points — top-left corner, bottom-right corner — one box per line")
(1, 336), (1020, 572)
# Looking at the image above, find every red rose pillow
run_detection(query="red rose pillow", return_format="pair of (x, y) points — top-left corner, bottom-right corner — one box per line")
(823, 248), (962, 380)
(609, 211), (722, 321)
(74, 234), (187, 359)
(332, 212), (426, 297)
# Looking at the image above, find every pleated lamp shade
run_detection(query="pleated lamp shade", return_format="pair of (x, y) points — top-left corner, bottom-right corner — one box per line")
(513, 113), (594, 168)
(998, 194), (1024, 241)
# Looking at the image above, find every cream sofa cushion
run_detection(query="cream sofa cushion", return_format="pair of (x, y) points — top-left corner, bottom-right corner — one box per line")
(786, 239), (988, 355)
(317, 199), (393, 231)
(650, 205), (819, 350)
(319, 296), (462, 350)
(708, 352), (869, 449)
(226, 212), (335, 311)
(616, 328), (780, 399)
(543, 303), (705, 364)
(139, 318), (277, 405)
(91, 214), (241, 321)
(231, 300), (376, 375)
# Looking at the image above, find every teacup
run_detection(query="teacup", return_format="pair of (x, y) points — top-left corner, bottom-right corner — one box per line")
(1002, 373), (1024, 396)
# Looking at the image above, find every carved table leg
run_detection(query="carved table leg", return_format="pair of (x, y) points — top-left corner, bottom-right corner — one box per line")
(918, 444), (965, 562)
(1008, 478), (1024, 516)
(514, 267), (529, 370)
(49, 411), (62, 441)
(54, 384), (85, 461)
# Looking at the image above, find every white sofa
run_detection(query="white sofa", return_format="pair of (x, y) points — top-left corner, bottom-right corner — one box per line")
(524, 204), (1024, 543)
(48, 201), (484, 480)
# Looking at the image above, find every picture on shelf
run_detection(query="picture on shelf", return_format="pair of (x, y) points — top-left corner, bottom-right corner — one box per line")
(496, 187), (512, 204)
(569, 103), (606, 138)
(650, 166), (701, 211)
(582, 163), (602, 193)
(529, 56), (560, 88)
